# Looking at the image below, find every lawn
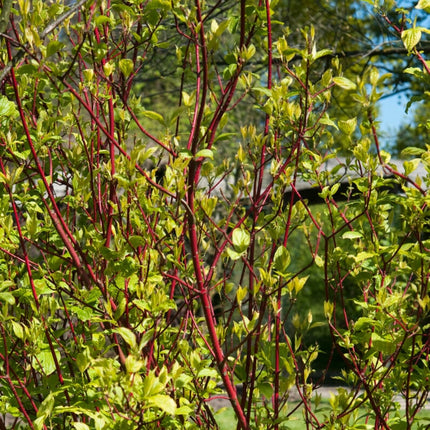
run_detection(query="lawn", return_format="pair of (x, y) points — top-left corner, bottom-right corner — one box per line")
(214, 398), (430, 429)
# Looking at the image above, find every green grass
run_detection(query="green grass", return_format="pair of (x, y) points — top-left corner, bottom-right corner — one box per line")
(215, 407), (237, 430)
(214, 400), (430, 429)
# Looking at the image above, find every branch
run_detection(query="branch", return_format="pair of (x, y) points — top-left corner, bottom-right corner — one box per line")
(41, 0), (88, 39)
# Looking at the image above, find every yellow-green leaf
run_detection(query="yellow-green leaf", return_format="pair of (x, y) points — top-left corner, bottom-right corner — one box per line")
(148, 394), (177, 415)
(11, 321), (24, 339)
(36, 349), (61, 376)
(236, 285), (247, 304)
(274, 246), (291, 274)
(342, 231), (363, 240)
(125, 354), (144, 373)
(46, 40), (64, 57)
(72, 424), (90, 430)
(333, 77), (356, 90)
(314, 255), (324, 267)
(371, 333), (396, 355)
(401, 28), (422, 51)
(293, 276), (309, 294)
(113, 327), (137, 350)
(119, 58), (134, 78)
(142, 110), (165, 125)
(0, 96), (17, 117)
(232, 228), (250, 253)
(355, 252), (376, 262)
(103, 61), (115, 77)
(338, 118), (357, 135)
(324, 301), (334, 321)
(195, 149), (213, 159)
(37, 392), (54, 419)
(403, 158), (420, 175)
(416, 0), (430, 12)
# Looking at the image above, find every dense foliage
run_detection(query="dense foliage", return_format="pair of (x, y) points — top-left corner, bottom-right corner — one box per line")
(0, 0), (429, 429)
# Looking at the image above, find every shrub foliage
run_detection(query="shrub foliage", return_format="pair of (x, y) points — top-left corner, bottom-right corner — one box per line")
(0, 0), (429, 429)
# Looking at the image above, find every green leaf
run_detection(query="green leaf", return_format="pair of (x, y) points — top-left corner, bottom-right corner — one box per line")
(94, 15), (111, 28)
(253, 86), (272, 97)
(119, 58), (134, 78)
(312, 48), (332, 61)
(197, 368), (218, 378)
(53, 406), (99, 419)
(71, 306), (94, 321)
(195, 149), (213, 159)
(113, 327), (137, 350)
(213, 18), (230, 38)
(146, 0), (171, 11)
(330, 183), (340, 196)
(83, 69), (94, 82)
(236, 285), (247, 304)
(37, 392), (55, 419)
(76, 347), (91, 373)
(11, 321), (24, 339)
(46, 40), (64, 57)
(403, 67), (422, 77)
(295, 276), (309, 294)
(314, 255), (324, 267)
(34, 416), (46, 430)
(319, 116), (338, 130)
(36, 350), (61, 376)
(72, 424), (90, 430)
(118, 256), (138, 277)
(133, 299), (150, 313)
(338, 118), (357, 135)
(103, 61), (114, 77)
(257, 381), (273, 399)
(210, 18), (219, 34)
(16, 63), (38, 76)
(416, 0), (430, 13)
(232, 228), (250, 253)
(176, 404), (193, 416)
(34, 279), (52, 295)
(401, 28), (422, 51)
(129, 235), (146, 248)
(226, 247), (243, 260)
(243, 44), (256, 61)
(354, 317), (378, 331)
(142, 110), (165, 125)
(148, 394), (177, 415)
(0, 292), (15, 305)
(342, 231), (363, 240)
(403, 159), (420, 175)
(223, 63), (237, 79)
(355, 251), (376, 262)
(333, 77), (356, 90)
(371, 333), (396, 355)
(125, 354), (144, 373)
(273, 246), (291, 275)
(400, 146), (425, 158)
(0, 96), (17, 117)
(319, 186), (330, 199)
